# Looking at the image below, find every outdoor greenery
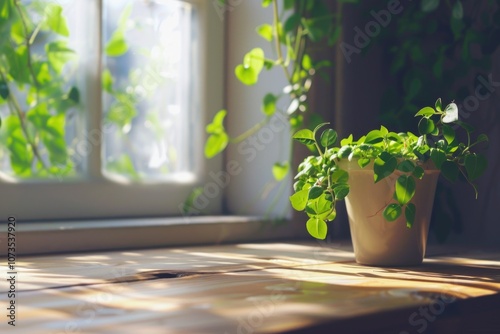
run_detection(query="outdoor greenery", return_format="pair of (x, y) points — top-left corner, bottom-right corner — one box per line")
(0, 0), (173, 180)
(374, 0), (500, 129)
(0, 0), (79, 177)
(290, 99), (488, 239)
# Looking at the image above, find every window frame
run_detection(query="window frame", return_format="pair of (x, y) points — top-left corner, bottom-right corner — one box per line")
(0, 0), (225, 221)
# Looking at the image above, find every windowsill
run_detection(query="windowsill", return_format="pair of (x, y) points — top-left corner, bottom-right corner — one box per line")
(6, 216), (301, 255)
(2, 241), (499, 333)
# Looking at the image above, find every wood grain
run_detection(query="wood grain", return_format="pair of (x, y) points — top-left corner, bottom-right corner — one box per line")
(1, 242), (499, 333)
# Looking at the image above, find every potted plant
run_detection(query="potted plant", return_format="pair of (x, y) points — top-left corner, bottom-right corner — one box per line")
(290, 99), (488, 266)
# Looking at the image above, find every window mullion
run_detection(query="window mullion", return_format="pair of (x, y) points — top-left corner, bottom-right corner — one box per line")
(85, 0), (104, 180)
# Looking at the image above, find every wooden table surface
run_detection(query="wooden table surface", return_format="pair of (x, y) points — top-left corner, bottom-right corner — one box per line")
(1, 242), (500, 333)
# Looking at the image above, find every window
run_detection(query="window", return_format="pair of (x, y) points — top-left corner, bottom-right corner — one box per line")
(0, 0), (224, 221)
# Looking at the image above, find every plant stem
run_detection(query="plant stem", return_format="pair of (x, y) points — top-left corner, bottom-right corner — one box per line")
(13, 1), (40, 100)
(229, 117), (270, 144)
(272, 0), (292, 84)
(459, 167), (478, 199)
(0, 70), (48, 172)
(314, 141), (323, 157)
(29, 21), (43, 45)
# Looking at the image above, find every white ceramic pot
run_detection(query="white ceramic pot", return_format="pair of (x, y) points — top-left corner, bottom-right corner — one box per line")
(339, 160), (440, 266)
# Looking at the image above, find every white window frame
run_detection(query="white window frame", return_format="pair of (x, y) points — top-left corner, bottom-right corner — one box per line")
(0, 0), (225, 221)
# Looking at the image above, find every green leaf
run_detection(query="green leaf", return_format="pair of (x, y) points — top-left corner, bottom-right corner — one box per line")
(243, 48), (265, 74)
(107, 154), (139, 180)
(442, 124), (455, 144)
(206, 110), (227, 134)
(5, 46), (30, 84)
(374, 152), (397, 183)
(383, 203), (402, 222)
(34, 62), (51, 85)
(308, 186), (323, 200)
(182, 187), (204, 214)
(395, 175), (416, 205)
(284, 13), (301, 33)
(205, 133), (228, 158)
(256, 24), (273, 42)
(379, 125), (389, 136)
(27, 103), (51, 130)
(441, 161), (459, 182)
(262, 93), (277, 116)
(386, 132), (402, 142)
(262, 0), (273, 7)
(306, 218), (327, 239)
(118, 3), (133, 30)
(235, 64), (258, 85)
(0, 0), (11, 19)
(302, 54), (313, 71)
(338, 146), (352, 158)
(475, 134), (489, 145)
(421, 0), (440, 12)
(415, 106), (436, 117)
(333, 184), (349, 200)
(263, 59), (275, 70)
(464, 154), (487, 181)
(435, 98), (443, 111)
(328, 26), (342, 46)
(320, 129), (337, 148)
(430, 148), (446, 169)
(44, 4), (70, 37)
(306, 194), (332, 220)
(106, 31), (128, 57)
(290, 188), (309, 211)
(418, 118), (436, 135)
(293, 129), (315, 145)
(405, 203), (416, 228)
(5, 116), (32, 176)
(42, 132), (67, 166)
(68, 86), (80, 103)
(413, 166), (425, 179)
(442, 103), (458, 123)
(326, 209), (337, 221)
(284, 0), (294, 10)
(364, 129), (383, 144)
(0, 79), (9, 99)
(102, 69), (114, 93)
(397, 160), (415, 173)
(46, 41), (75, 74)
(340, 134), (353, 146)
(272, 161), (289, 181)
(452, 0), (464, 19)
(313, 122), (330, 135)
(106, 96), (137, 128)
(331, 169), (349, 183)
(358, 158), (370, 168)
(10, 20), (27, 45)
(45, 113), (65, 138)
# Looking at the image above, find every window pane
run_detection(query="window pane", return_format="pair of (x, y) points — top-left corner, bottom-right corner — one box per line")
(102, 0), (197, 181)
(0, 0), (84, 180)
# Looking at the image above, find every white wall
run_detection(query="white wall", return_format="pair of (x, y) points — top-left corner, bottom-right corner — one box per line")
(224, 1), (292, 217)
